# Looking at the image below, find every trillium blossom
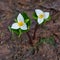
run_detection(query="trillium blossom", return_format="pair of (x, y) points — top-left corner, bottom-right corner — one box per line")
(11, 13), (27, 30)
(35, 9), (49, 24)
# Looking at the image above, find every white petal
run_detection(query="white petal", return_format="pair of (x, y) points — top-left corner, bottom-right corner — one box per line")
(11, 23), (19, 29)
(35, 9), (44, 16)
(17, 13), (24, 22)
(38, 18), (44, 24)
(44, 12), (49, 19)
(20, 23), (27, 30)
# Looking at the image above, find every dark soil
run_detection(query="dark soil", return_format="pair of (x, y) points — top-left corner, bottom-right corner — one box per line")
(0, 0), (60, 60)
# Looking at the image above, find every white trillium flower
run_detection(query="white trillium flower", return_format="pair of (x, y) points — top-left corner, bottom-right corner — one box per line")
(11, 13), (27, 30)
(35, 9), (49, 24)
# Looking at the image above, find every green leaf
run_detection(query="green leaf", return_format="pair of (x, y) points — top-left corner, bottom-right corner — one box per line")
(14, 19), (18, 23)
(25, 19), (29, 23)
(8, 26), (12, 32)
(21, 12), (29, 20)
(12, 29), (19, 35)
(33, 12), (38, 20)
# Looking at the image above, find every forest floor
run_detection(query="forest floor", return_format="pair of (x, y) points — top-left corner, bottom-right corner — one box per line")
(0, 0), (60, 60)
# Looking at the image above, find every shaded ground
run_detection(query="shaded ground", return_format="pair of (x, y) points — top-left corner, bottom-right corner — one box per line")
(0, 0), (60, 60)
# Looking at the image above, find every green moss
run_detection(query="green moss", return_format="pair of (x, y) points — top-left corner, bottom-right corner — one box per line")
(36, 36), (55, 47)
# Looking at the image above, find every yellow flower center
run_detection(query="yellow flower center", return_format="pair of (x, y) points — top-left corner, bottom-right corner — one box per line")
(38, 14), (44, 19)
(18, 21), (24, 26)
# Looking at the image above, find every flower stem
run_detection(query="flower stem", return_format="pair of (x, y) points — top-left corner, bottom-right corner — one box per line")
(18, 29), (22, 37)
(27, 32), (33, 46)
(33, 23), (39, 40)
